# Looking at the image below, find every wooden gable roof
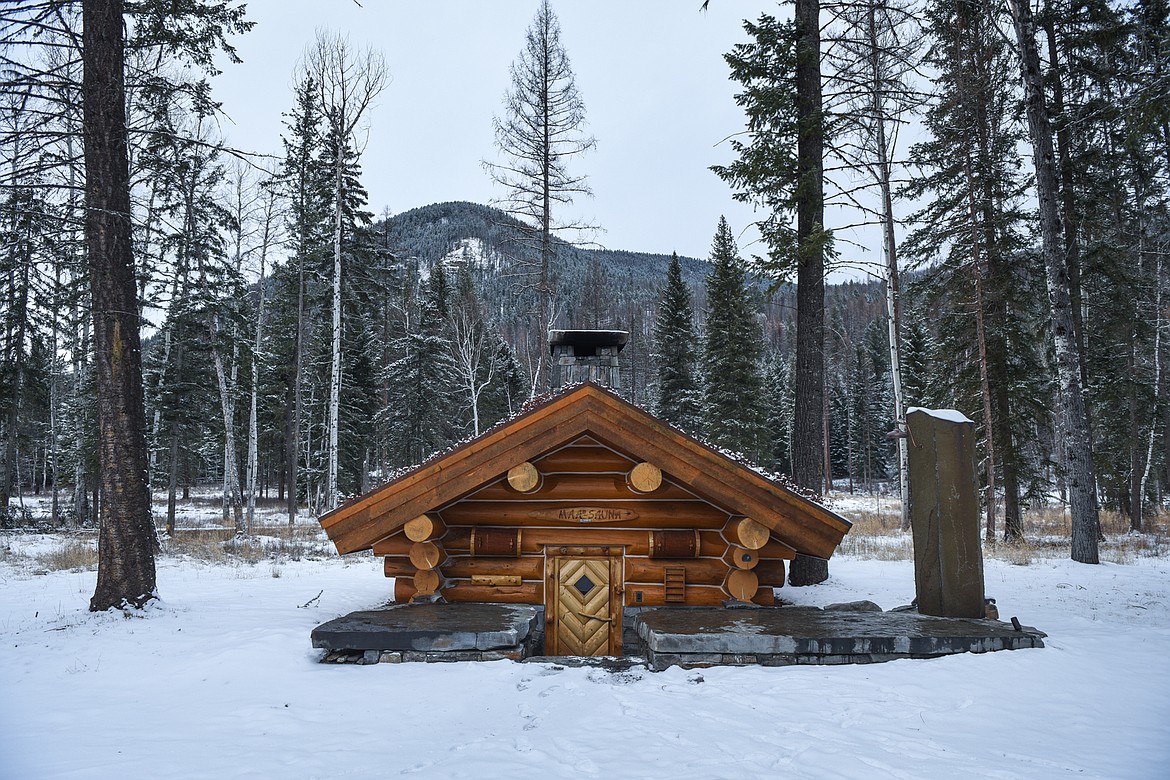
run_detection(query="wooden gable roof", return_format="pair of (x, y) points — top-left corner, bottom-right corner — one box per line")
(319, 382), (851, 558)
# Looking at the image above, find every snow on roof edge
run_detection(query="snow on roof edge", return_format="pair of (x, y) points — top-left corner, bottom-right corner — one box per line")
(907, 407), (974, 425)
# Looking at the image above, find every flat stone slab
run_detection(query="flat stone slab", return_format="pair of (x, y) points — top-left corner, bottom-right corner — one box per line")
(311, 604), (541, 653)
(633, 607), (1044, 663)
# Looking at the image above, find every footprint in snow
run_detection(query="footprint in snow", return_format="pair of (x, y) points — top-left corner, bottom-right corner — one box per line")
(518, 703), (538, 731)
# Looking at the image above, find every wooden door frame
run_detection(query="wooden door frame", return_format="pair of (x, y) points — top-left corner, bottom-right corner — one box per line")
(544, 545), (624, 656)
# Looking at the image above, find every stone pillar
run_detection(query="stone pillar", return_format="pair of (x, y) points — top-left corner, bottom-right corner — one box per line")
(906, 408), (985, 618)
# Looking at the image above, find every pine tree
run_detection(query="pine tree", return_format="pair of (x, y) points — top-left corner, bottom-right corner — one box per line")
(900, 314), (933, 409)
(274, 74), (329, 524)
(712, 9), (831, 585)
(902, 0), (1046, 542)
(652, 253), (702, 433)
(485, 0), (596, 390)
(762, 351), (794, 474)
(1005, 0), (1102, 562)
(700, 218), (767, 461)
(382, 265), (457, 469)
(83, 0), (156, 610)
(1041, 0), (1170, 531)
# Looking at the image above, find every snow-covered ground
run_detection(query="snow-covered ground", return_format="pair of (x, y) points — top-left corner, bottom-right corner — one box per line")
(2, 536), (1167, 779)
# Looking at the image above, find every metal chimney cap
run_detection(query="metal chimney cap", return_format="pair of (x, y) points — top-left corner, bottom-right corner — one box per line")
(547, 330), (629, 352)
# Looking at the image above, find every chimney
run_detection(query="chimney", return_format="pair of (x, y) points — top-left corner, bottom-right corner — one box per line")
(549, 329), (628, 391)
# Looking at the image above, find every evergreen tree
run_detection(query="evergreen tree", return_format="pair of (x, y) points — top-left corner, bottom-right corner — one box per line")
(478, 335), (528, 429)
(900, 314), (933, 409)
(1041, 0), (1170, 531)
(1005, 0), (1102, 562)
(81, 0), (157, 610)
(273, 74), (329, 522)
(849, 324), (893, 492)
(382, 265), (457, 469)
(902, 0), (1046, 541)
(700, 218), (767, 460)
(652, 252), (702, 433)
(712, 8), (831, 585)
(762, 351), (794, 474)
(302, 31), (387, 511)
(485, 0), (596, 390)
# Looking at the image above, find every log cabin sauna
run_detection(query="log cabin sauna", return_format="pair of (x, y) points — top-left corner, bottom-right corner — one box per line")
(318, 331), (851, 658)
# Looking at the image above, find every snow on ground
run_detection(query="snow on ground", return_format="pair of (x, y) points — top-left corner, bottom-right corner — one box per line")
(1, 546), (1168, 779)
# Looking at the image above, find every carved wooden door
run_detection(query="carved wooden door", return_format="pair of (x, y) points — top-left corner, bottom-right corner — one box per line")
(547, 553), (621, 656)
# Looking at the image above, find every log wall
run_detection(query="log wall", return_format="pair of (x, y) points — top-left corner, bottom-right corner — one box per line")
(375, 438), (792, 607)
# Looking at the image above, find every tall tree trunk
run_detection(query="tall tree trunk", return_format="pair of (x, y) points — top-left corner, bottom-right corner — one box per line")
(286, 255), (304, 526)
(0, 203), (29, 520)
(246, 211), (271, 533)
(67, 135), (89, 529)
(790, 0), (829, 586)
(50, 238), (62, 525)
(72, 300), (90, 527)
(1041, 11), (1089, 396)
(211, 340), (243, 531)
(1139, 248), (1162, 532)
(84, 0), (157, 610)
(995, 379), (1023, 540)
(971, 240), (998, 543)
(1007, 0), (1099, 563)
(1127, 326), (1141, 530)
(326, 128), (343, 512)
(876, 140), (909, 530)
(166, 419), (179, 536)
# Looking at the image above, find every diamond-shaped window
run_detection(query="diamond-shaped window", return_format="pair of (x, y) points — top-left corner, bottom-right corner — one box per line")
(572, 574), (596, 597)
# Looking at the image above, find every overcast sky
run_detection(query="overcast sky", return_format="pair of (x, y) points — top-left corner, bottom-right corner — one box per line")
(210, 1), (877, 273)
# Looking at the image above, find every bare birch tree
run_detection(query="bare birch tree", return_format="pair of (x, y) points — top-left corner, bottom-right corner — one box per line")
(301, 30), (386, 512)
(245, 173), (282, 532)
(449, 268), (497, 437)
(825, 0), (924, 529)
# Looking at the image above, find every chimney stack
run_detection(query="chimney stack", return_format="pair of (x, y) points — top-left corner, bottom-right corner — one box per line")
(549, 329), (628, 391)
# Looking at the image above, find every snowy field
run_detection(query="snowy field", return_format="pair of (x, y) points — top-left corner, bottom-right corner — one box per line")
(1, 544), (1166, 778)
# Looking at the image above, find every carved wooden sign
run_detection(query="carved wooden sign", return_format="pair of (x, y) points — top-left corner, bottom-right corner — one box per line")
(528, 507), (640, 524)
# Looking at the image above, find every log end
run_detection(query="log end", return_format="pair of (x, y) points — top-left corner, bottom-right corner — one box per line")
(507, 462), (542, 493)
(627, 461), (663, 493)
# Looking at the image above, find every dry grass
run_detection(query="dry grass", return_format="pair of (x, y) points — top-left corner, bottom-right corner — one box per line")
(35, 539), (99, 571)
(161, 522), (333, 564)
(6, 491), (1167, 572)
(834, 500), (1170, 565)
(835, 509), (915, 560)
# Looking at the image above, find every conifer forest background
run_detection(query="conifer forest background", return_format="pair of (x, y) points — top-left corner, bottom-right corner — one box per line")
(2, 0), (1169, 560)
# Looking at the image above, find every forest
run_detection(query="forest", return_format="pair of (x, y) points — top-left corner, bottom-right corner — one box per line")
(1, 0), (1168, 601)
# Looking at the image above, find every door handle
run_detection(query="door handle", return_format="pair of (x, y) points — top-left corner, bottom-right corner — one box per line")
(581, 613), (611, 623)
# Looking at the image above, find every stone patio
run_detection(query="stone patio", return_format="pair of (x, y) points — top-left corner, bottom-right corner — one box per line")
(631, 606), (1045, 671)
(311, 603), (543, 664)
(311, 603), (1044, 669)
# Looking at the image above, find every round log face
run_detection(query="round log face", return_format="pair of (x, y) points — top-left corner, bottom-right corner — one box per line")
(507, 462), (542, 493)
(409, 541), (444, 570)
(724, 546), (760, 570)
(723, 568), (760, 601)
(727, 517), (770, 550)
(627, 462), (663, 493)
(404, 514), (445, 542)
(413, 569), (442, 595)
